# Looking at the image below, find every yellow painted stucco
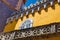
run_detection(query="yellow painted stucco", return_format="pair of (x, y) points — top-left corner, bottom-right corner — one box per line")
(4, 19), (17, 32)
(15, 2), (60, 30)
(4, 1), (60, 32)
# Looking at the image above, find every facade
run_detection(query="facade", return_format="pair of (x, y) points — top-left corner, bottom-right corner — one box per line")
(0, 0), (60, 40)
(4, 0), (60, 32)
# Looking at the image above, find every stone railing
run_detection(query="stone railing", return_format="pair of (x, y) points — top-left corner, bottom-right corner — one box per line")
(6, 0), (60, 24)
(0, 22), (60, 40)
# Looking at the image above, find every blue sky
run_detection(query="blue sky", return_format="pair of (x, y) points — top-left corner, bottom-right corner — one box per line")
(24, 0), (42, 6)
(25, 0), (37, 6)
(21, 0), (42, 9)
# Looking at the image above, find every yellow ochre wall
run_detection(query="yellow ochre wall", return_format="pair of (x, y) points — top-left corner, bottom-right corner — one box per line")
(4, 1), (60, 32)
(15, 2), (60, 30)
(4, 19), (17, 32)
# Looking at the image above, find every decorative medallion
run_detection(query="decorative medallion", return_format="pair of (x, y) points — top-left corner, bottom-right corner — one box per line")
(19, 18), (33, 29)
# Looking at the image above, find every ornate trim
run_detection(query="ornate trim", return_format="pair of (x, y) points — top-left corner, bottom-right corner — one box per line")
(0, 22), (60, 40)
(6, 0), (60, 24)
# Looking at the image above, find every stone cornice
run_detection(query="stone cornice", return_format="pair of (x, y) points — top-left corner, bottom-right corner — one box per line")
(0, 22), (60, 40)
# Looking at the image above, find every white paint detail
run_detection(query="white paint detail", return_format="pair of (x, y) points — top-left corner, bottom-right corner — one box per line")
(58, 0), (60, 3)
(28, 6), (30, 9)
(26, 11), (29, 16)
(40, 0), (44, 3)
(16, 15), (19, 20)
(10, 16), (14, 22)
(44, 3), (47, 9)
(30, 4), (34, 8)
(36, 1), (40, 5)
(19, 18), (33, 29)
(51, 25), (56, 33)
(50, 1), (53, 6)
(32, 9), (34, 13)
(6, 18), (10, 24)
(21, 13), (23, 18)
(24, 6), (27, 10)
(34, 3), (37, 6)
(38, 7), (40, 11)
